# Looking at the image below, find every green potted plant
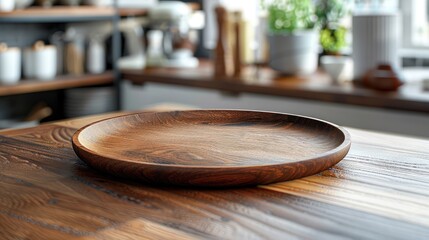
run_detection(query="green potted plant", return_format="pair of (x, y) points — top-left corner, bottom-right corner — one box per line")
(265, 0), (319, 74)
(316, 0), (348, 55)
(319, 26), (347, 55)
(316, 0), (352, 83)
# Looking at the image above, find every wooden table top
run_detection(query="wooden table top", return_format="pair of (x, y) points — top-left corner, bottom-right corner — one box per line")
(1, 107), (429, 239)
(122, 61), (429, 113)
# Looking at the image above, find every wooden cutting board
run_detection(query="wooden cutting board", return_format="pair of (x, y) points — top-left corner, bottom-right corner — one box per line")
(72, 110), (351, 187)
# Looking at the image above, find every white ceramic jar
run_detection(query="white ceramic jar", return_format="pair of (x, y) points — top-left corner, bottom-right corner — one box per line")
(0, 0), (15, 12)
(86, 37), (105, 74)
(0, 45), (21, 85)
(24, 42), (57, 80)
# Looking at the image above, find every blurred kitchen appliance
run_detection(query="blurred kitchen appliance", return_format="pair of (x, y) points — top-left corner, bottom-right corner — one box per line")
(146, 30), (164, 66)
(148, 1), (198, 68)
(118, 18), (146, 69)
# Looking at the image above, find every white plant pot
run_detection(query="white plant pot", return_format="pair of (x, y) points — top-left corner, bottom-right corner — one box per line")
(268, 31), (318, 75)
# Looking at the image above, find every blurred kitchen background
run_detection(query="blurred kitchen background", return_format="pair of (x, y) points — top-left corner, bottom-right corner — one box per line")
(0, 0), (428, 138)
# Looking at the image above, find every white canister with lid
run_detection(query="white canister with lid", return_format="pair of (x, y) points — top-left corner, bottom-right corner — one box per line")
(0, 0), (15, 12)
(86, 36), (105, 74)
(0, 43), (21, 85)
(24, 41), (57, 80)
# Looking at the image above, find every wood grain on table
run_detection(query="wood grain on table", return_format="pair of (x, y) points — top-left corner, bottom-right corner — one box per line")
(1, 108), (429, 239)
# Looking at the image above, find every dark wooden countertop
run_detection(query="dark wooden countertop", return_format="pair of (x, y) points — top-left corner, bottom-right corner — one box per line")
(122, 61), (429, 113)
(1, 106), (429, 239)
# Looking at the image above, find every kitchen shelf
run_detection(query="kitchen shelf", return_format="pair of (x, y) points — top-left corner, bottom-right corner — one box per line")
(0, 6), (115, 23)
(119, 3), (200, 17)
(0, 72), (115, 97)
(118, 8), (148, 17)
(122, 61), (429, 114)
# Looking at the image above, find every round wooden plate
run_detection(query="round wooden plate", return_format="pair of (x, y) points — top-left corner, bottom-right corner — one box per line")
(72, 110), (351, 187)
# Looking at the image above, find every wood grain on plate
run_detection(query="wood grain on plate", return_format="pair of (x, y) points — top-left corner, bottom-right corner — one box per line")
(1, 109), (429, 239)
(72, 110), (351, 187)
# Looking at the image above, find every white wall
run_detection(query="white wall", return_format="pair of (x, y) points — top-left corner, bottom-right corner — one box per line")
(122, 82), (429, 138)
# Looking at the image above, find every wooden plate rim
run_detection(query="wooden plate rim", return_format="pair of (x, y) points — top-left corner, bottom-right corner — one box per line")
(72, 109), (352, 169)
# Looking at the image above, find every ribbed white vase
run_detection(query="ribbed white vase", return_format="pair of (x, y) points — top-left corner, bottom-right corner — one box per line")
(352, 12), (400, 80)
